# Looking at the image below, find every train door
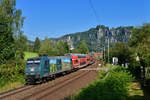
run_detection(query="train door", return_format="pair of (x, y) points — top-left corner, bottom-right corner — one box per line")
(42, 57), (50, 76)
(73, 59), (79, 68)
(56, 59), (62, 71)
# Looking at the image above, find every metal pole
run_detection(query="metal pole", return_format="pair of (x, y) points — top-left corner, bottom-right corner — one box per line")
(108, 37), (109, 63)
(104, 46), (105, 60)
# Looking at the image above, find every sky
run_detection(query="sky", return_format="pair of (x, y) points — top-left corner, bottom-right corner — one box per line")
(16, 0), (150, 41)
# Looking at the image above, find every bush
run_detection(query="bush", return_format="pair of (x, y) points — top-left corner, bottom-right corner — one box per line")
(113, 66), (127, 72)
(128, 60), (141, 77)
(0, 61), (25, 88)
(145, 73), (150, 80)
(145, 67), (150, 79)
(98, 70), (107, 79)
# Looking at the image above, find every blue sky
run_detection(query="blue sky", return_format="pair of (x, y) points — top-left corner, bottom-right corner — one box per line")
(16, 0), (150, 41)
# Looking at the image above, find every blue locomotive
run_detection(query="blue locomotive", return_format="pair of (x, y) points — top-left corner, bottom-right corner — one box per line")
(25, 56), (73, 84)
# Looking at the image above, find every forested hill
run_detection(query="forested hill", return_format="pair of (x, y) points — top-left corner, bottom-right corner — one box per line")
(49, 25), (133, 52)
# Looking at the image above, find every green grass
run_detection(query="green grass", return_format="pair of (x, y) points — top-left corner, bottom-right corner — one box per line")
(127, 82), (144, 100)
(128, 82), (143, 97)
(105, 63), (119, 68)
(127, 81), (150, 100)
(24, 52), (38, 61)
(0, 82), (23, 91)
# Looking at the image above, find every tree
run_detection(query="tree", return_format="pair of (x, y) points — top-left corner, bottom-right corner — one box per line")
(108, 42), (133, 65)
(15, 35), (28, 51)
(39, 37), (51, 56)
(0, 12), (14, 64)
(71, 49), (80, 53)
(129, 23), (150, 78)
(63, 42), (70, 53)
(51, 44), (59, 56)
(14, 35), (27, 61)
(56, 40), (66, 56)
(0, 0), (25, 64)
(77, 40), (89, 54)
(52, 40), (70, 56)
(34, 37), (40, 53)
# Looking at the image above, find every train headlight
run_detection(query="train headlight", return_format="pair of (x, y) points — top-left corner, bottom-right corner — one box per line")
(30, 68), (34, 71)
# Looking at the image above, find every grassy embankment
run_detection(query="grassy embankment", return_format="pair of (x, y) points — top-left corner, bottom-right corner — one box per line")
(0, 52), (38, 91)
(65, 64), (149, 100)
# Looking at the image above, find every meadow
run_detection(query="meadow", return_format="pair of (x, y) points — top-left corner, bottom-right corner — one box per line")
(24, 52), (38, 61)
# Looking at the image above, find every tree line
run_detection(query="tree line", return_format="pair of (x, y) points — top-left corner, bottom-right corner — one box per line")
(33, 37), (89, 56)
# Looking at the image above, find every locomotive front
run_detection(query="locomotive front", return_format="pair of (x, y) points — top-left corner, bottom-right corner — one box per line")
(25, 57), (41, 84)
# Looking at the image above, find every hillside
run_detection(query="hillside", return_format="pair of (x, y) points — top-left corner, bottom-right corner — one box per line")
(49, 25), (133, 52)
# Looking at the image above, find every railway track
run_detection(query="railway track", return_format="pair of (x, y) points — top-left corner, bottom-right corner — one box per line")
(0, 63), (98, 100)
(0, 85), (34, 100)
(22, 70), (91, 100)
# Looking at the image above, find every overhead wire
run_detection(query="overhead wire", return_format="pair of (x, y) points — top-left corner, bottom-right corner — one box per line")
(89, 0), (100, 24)
(89, 0), (106, 54)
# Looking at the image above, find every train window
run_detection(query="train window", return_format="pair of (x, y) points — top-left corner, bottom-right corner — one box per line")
(45, 60), (49, 67)
(27, 61), (33, 65)
(56, 59), (61, 65)
(80, 62), (86, 65)
(35, 60), (40, 65)
(74, 59), (78, 63)
(27, 59), (41, 65)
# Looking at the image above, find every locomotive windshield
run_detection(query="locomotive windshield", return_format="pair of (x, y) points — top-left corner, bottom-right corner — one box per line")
(27, 58), (41, 66)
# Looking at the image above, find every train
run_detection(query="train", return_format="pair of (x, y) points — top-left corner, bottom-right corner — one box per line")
(25, 53), (95, 84)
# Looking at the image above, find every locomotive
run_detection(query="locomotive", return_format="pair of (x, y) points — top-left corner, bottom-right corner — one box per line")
(25, 53), (95, 84)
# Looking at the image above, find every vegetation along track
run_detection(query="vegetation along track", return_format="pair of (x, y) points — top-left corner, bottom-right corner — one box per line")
(0, 63), (98, 100)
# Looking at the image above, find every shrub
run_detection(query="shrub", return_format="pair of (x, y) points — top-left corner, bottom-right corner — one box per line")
(145, 67), (150, 79)
(98, 70), (106, 79)
(128, 61), (141, 77)
(145, 73), (150, 80)
(0, 61), (25, 88)
(113, 66), (127, 72)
